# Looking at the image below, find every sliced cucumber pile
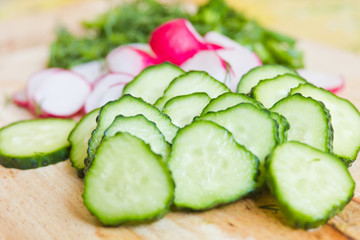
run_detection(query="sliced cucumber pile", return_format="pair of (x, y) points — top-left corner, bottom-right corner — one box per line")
(267, 141), (355, 229)
(0, 118), (76, 169)
(4, 63), (357, 229)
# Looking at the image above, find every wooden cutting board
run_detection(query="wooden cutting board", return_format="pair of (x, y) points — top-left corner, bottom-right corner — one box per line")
(0, 1), (360, 239)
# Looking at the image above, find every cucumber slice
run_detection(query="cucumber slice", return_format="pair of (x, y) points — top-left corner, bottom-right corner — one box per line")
(0, 118), (76, 169)
(198, 103), (278, 188)
(201, 92), (262, 115)
(104, 115), (171, 161)
(267, 141), (355, 229)
(122, 62), (185, 104)
(86, 95), (178, 168)
(291, 83), (360, 163)
(154, 71), (230, 110)
(251, 74), (306, 108)
(84, 132), (174, 225)
(237, 64), (298, 94)
(169, 120), (258, 210)
(68, 108), (100, 172)
(271, 94), (333, 152)
(269, 112), (289, 144)
(163, 93), (211, 128)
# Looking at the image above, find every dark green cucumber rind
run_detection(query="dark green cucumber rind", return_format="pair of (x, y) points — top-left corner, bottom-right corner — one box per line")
(169, 120), (259, 210)
(83, 132), (174, 226)
(270, 94), (333, 153)
(201, 92), (263, 115)
(68, 108), (100, 171)
(266, 141), (355, 229)
(196, 103), (279, 189)
(237, 64), (299, 94)
(154, 71), (230, 110)
(269, 112), (289, 144)
(122, 62), (185, 104)
(0, 146), (69, 170)
(290, 83), (360, 163)
(250, 73), (306, 108)
(86, 95), (178, 169)
(163, 92), (211, 128)
(103, 114), (171, 161)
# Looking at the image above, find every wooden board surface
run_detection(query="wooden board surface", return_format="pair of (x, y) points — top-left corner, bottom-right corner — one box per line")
(0, 1), (360, 239)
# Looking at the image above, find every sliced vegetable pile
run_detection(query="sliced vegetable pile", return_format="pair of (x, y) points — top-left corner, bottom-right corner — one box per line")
(3, 60), (359, 229)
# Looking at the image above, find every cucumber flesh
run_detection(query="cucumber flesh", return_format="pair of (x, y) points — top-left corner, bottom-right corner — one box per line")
(251, 73), (306, 108)
(291, 83), (360, 163)
(201, 92), (262, 115)
(84, 132), (174, 225)
(163, 93), (211, 128)
(267, 141), (355, 229)
(198, 103), (278, 188)
(0, 118), (76, 169)
(122, 62), (185, 104)
(271, 94), (333, 152)
(169, 120), (258, 210)
(68, 108), (100, 171)
(237, 64), (298, 94)
(269, 111), (289, 144)
(104, 115), (171, 161)
(154, 71), (230, 110)
(86, 95), (178, 168)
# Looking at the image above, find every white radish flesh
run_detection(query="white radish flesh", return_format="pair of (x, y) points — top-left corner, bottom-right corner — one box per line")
(106, 45), (158, 76)
(84, 73), (133, 113)
(71, 60), (108, 84)
(32, 70), (91, 117)
(149, 18), (208, 65)
(97, 82), (127, 108)
(297, 69), (345, 93)
(27, 68), (62, 100)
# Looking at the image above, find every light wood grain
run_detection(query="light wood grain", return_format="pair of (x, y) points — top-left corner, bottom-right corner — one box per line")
(0, 1), (360, 239)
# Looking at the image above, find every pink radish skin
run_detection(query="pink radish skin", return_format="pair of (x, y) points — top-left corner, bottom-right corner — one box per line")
(297, 69), (345, 93)
(30, 70), (91, 117)
(106, 45), (158, 76)
(71, 60), (108, 84)
(12, 89), (29, 108)
(181, 50), (234, 87)
(150, 19), (209, 65)
(84, 73), (133, 113)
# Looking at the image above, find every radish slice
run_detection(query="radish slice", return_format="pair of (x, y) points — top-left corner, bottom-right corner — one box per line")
(97, 82), (127, 108)
(84, 73), (133, 113)
(71, 60), (108, 84)
(216, 48), (262, 91)
(204, 31), (243, 49)
(31, 70), (91, 117)
(12, 89), (29, 108)
(27, 68), (62, 101)
(149, 18), (208, 65)
(181, 50), (233, 87)
(297, 69), (345, 93)
(106, 45), (158, 76)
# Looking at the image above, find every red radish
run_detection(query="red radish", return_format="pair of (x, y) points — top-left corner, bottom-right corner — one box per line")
(181, 50), (233, 87)
(204, 31), (242, 49)
(106, 44), (158, 76)
(12, 89), (29, 108)
(84, 73), (133, 113)
(71, 60), (108, 84)
(30, 70), (91, 117)
(149, 19), (209, 65)
(297, 69), (345, 93)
